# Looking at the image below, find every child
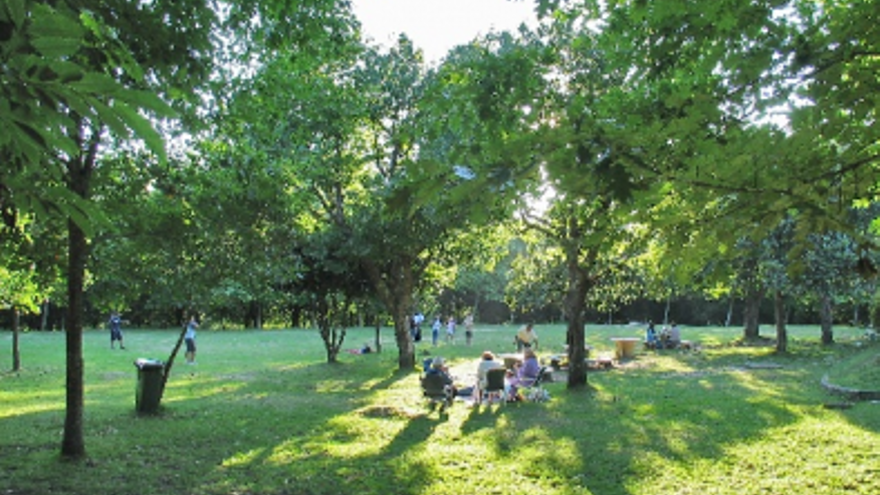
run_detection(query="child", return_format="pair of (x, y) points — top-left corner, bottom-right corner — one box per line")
(446, 316), (456, 344)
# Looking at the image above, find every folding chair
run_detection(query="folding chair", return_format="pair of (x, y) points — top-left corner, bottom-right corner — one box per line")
(478, 368), (508, 406)
(522, 366), (550, 402)
(421, 373), (453, 411)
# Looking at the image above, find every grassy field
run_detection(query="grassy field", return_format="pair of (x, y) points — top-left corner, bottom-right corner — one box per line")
(1, 323), (878, 495)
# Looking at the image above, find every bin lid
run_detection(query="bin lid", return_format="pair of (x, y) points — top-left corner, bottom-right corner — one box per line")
(134, 358), (164, 370)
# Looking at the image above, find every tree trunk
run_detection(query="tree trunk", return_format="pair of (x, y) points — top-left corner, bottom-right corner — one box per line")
(253, 301), (263, 329)
(564, 243), (590, 389)
(361, 258), (415, 370)
(290, 305), (302, 328)
(61, 217), (87, 459)
(12, 307), (21, 372)
(161, 325), (189, 398)
(774, 290), (787, 353)
(320, 324), (345, 363)
(820, 293), (834, 344)
(391, 297), (414, 369)
(742, 288), (764, 340)
(40, 299), (49, 331)
(374, 320), (381, 353)
(725, 297), (734, 327)
(316, 297), (347, 363)
(60, 127), (98, 460)
(663, 296), (671, 325)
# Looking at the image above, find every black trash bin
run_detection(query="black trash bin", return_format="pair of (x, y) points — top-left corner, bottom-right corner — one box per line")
(134, 358), (165, 414)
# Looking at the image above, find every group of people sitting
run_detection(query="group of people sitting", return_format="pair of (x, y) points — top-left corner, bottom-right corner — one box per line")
(644, 320), (682, 350)
(422, 347), (542, 405)
(477, 348), (541, 402)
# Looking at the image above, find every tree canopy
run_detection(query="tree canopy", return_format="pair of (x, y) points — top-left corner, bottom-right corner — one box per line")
(2, 0), (879, 458)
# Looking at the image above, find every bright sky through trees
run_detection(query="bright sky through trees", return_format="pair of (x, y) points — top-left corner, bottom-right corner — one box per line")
(351, 0), (537, 64)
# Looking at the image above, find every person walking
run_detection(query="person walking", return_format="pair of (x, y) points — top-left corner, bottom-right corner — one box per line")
(184, 316), (199, 364)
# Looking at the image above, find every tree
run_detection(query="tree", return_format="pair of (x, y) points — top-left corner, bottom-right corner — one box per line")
(0, 253), (40, 371)
(798, 231), (861, 345)
(2, 0), (202, 459)
(287, 229), (372, 363)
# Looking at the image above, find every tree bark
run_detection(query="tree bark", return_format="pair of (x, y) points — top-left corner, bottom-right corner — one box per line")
(61, 216), (87, 459)
(374, 320), (382, 353)
(820, 293), (834, 344)
(12, 307), (21, 372)
(40, 299), (49, 331)
(361, 257), (415, 370)
(725, 297), (734, 327)
(663, 296), (671, 325)
(564, 264), (590, 389)
(774, 290), (787, 353)
(60, 126), (98, 460)
(742, 287), (764, 340)
(161, 325), (189, 398)
(563, 222), (592, 389)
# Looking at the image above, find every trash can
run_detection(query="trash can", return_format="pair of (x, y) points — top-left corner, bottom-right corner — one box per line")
(134, 358), (165, 414)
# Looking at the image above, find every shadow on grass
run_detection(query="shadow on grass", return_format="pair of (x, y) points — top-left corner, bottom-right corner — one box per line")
(451, 348), (820, 495)
(2, 335), (876, 495)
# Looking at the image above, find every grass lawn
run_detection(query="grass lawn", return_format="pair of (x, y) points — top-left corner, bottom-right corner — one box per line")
(1, 323), (878, 495)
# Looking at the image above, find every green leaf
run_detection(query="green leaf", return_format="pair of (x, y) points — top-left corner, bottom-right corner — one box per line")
(11, 120), (47, 150)
(121, 89), (177, 119)
(69, 72), (124, 95)
(29, 4), (83, 57)
(31, 37), (81, 58)
(113, 100), (167, 162)
(3, 0), (26, 27)
(89, 96), (131, 140)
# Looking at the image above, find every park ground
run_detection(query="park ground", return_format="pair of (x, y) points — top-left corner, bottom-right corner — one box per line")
(1, 323), (879, 495)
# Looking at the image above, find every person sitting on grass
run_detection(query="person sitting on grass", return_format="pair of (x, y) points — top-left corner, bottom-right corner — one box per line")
(507, 348), (540, 401)
(667, 322), (681, 348)
(645, 320), (658, 350)
(346, 343), (373, 355)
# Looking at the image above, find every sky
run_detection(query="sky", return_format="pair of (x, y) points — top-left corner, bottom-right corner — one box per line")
(351, 0), (538, 64)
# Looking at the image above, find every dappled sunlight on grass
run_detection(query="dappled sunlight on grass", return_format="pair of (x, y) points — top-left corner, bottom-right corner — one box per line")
(0, 399), (63, 419)
(322, 413), (410, 457)
(4, 326), (880, 495)
(642, 415), (880, 495)
(162, 376), (249, 403)
(222, 446), (268, 467)
(516, 427), (583, 472)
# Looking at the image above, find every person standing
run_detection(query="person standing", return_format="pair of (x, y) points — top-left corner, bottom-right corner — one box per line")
(431, 316), (441, 347)
(463, 313), (474, 346)
(184, 315), (199, 364)
(108, 312), (125, 350)
(446, 316), (456, 344)
(414, 312), (424, 342)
